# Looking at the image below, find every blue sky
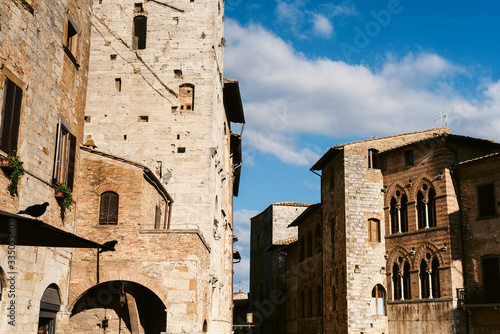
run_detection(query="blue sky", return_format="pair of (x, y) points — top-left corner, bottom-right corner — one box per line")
(224, 0), (500, 292)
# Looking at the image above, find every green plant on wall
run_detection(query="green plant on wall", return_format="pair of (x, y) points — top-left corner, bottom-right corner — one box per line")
(214, 218), (219, 229)
(4, 154), (25, 196)
(55, 183), (73, 210)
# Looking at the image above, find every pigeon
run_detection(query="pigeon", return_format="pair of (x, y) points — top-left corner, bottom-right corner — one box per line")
(99, 240), (118, 253)
(18, 202), (49, 219)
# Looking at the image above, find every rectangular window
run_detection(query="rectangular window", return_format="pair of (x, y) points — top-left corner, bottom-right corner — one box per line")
(133, 16), (147, 50)
(64, 13), (80, 64)
(477, 183), (497, 218)
(368, 219), (380, 242)
(53, 119), (76, 189)
(404, 150), (414, 166)
(0, 77), (23, 154)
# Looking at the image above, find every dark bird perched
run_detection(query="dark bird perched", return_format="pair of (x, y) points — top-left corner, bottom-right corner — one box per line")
(99, 240), (118, 253)
(18, 202), (49, 219)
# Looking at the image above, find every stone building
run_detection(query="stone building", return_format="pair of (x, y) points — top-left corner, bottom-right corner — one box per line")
(287, 204), (323, 334)
(0, 0), (96, 333)
(0, 0), (244, 333)
(453, 152), (500, 333)
(250, 202), (309, 334)
(309, 128), (500, 334)
(69, 0), (245, 333)
(250, 128), (500, 334)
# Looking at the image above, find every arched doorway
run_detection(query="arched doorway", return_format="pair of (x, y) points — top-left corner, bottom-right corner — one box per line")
(70, 281), (166, 334)
(38, 284), (61, 334)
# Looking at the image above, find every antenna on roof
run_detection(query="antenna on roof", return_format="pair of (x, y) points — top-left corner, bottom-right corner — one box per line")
(433, 112), (448, 127)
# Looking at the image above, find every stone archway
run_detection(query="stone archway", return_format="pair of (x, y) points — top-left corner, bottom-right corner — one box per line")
(69, 281), (166, 334)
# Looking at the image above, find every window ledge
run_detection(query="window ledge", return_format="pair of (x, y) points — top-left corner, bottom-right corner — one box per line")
(476, 214), (499, 221)
(63, 46), (80, 69)
(388, 297), (453, 305)
(385, 226), (448, 239)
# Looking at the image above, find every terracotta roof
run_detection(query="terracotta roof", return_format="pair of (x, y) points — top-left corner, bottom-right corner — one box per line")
(272, 202), (311, 207)
(311, 127), (450, 170)
(453, 152), (500, 168)
(274, 236), (298, 246)
(378, 133), (499, 154)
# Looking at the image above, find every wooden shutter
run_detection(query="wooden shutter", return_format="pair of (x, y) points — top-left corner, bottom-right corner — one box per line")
(52, 120), (62, 183)
(0, 77), (22, 154)
(99, 192), (119, 225)
(66, 132), (76, 190)
(154, 205), (161, 229)
(369, 219), (379, 242)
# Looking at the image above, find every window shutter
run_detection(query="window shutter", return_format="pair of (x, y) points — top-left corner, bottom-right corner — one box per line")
(154, 205), (161, 229)
(0, 77), (22, 154)
(100, 192), (119, 225)
(66, 132), (77, 190)
(52, 120), (62, 183)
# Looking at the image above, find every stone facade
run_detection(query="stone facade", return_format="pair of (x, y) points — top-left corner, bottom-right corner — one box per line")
(250, 202), (309, 334)
(453, 153), (500, 333)
(70, 1), (243, 333)
(314, 128), (500, 334)
(0, 0), (93, 332)
(249, 128), (500, 334)
(0, 0), (243, 333)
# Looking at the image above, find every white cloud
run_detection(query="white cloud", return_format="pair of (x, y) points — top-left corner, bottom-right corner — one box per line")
(245, 129), (321, 166)
(224, 19), (500, 166)
(275, 1), (357, 39)
(312, 14), (334, 38)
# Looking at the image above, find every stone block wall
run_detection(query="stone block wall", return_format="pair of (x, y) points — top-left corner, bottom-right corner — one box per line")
(70, 148), (212, 333)
(0, 0), (93, 332)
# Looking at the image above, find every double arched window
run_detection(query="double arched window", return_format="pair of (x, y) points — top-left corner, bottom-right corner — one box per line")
(389, 182), (438, 233)
(420, 255), (440, 298)
(392, 257), (412, 300)
(417, 187), (437, 229)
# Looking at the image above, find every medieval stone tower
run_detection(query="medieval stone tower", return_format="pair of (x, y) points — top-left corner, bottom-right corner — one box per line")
(68, 0), (244, 333)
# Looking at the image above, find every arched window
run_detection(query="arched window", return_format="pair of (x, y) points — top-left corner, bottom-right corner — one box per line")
(431, 258), (440, 298)
(390, 197), (398, 234)
(428, 189), (437, 227)
(371, 285), (386, 315)
(300, 290), (305, 318)
(392, 263), (401, 300)
(316, 285), (322, 317)
(38, 285), (60, 334)
(202, 320), (208, 332)
(420, 260), (430, 298)
(133, 15), (147, 50)
(403, 262), (411, 300)
(99, 191), (119, 225)
(417, 191), (425, 229)
(179, 84), (195, 111)
(315, 223), (322, 254)
(307, 288), (313, 318)
(300, 236), (305, 262)
(307, 231), (313, 258)
(400, 195), (408, 232)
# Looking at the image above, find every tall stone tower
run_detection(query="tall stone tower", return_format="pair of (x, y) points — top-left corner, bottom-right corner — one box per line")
(71, 0), (244, 333)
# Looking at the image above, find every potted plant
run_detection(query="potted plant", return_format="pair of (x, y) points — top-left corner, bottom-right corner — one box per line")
(2, 154), (25, 196)
(55, 183), (73, 210)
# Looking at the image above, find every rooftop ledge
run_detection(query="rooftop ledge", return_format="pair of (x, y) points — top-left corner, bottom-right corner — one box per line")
(140, 228), (210, 253)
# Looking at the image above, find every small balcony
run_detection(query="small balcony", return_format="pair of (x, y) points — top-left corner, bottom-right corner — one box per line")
(457, 286), (500, 306)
